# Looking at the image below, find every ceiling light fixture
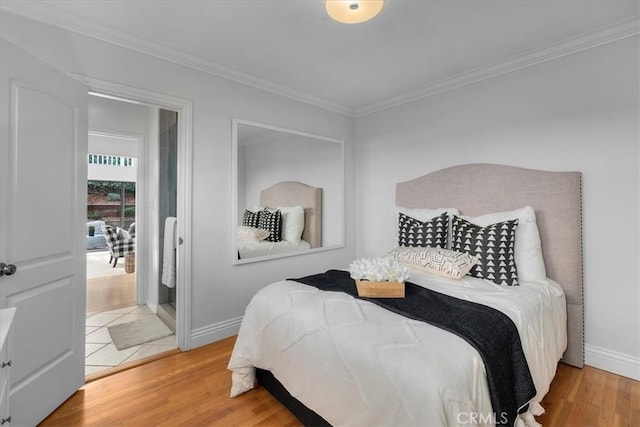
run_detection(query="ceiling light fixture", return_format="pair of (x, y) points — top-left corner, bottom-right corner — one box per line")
(325, 0), (384, 24)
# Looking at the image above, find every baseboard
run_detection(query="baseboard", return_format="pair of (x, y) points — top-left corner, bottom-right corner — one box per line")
(190, 316), (243, 349)
(585, 344), (640, 380)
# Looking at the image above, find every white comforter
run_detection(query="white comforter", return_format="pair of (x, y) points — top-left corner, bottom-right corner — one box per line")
(238, 239), (311, 259)
(228, 269), (567, 427)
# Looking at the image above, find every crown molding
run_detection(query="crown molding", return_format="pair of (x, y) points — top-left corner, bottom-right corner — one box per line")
(239, 130), (285, 147)
(2, 2), (637, 119)
(355, 17), (639, 117)
(0, 1), (355, 117)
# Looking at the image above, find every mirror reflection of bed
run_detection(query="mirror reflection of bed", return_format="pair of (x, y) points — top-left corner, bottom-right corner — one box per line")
(237, 181), (322, 260)
(233, 119), (344, 264)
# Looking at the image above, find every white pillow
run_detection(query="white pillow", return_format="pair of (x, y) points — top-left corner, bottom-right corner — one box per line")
(278, 205), (305, 243)
(255, 205), (305, 243)
(460, 206), (546, 282)
(386, 246), (477, 280)
(396, 206), (459, 222)
(237, 225), (270, 242)
(117, 228), (131, 240)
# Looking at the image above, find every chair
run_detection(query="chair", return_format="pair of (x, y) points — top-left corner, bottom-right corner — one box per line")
(103, 225), (135, 267)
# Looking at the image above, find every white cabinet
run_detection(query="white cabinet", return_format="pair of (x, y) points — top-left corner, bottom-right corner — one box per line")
(0, 307), (16, 425)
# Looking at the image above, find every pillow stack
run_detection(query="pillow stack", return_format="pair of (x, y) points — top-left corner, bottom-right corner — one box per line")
(239, 205), (305, 244)
(391, 206), (546, 286)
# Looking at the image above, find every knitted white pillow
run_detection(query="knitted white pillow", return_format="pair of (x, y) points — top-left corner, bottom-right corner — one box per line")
(237, 226), (270, 242)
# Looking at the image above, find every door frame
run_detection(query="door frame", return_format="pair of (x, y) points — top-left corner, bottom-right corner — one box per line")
(77, 75), (193, 351)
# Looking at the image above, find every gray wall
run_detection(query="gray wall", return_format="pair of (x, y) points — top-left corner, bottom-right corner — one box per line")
(355, 37), (639, 378)
(0, 11), (356, 343)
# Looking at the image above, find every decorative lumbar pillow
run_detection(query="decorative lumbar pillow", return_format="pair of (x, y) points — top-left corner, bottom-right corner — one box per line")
(258, 209), (282, 242)
(461, 206), (546, 282)
(451, 216), (519, 286)
(398, 212), (449, 248)
(386, 246), (478, 280)
(237, 226), (270, 242)
(242, 209), (261, 228)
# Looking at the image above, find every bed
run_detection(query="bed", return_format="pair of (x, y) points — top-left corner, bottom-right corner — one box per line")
(229, 164), (583, 426)
(237, 181), (322, 259)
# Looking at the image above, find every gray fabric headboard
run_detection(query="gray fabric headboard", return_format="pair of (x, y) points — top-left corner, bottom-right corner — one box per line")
(396, 164), (584, 368)
(260, 181), (322, 248)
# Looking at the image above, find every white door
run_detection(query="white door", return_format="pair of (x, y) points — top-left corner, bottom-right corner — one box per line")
(0, 38), (87, 426)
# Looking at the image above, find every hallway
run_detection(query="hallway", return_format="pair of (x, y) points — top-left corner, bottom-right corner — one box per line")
(85, 251), (176, 377)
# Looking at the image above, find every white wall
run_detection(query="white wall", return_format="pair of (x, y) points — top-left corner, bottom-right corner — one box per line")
(89, 95), (152, 136)
(355, 37), (640, 378)
(88, 97), (150, 183)
(0, 11), (356, 344)
(89, 133), (138, 157)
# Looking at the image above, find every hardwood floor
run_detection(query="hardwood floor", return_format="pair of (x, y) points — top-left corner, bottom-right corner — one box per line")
(538, 363), (640, 426)
(41, 335), (639, 426)
(86, 273), (136, 318)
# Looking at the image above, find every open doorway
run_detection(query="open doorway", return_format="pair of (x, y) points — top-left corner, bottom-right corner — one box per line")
(86, 165), (138, 317)
(84, 94), (178, 378)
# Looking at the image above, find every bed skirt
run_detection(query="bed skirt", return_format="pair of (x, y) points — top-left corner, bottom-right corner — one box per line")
(255, 368), (331, 427)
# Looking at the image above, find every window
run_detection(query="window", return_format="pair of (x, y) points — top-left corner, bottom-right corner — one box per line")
(87, 181), (136, 229)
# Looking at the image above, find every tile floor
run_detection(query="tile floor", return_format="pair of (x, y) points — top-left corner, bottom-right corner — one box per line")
(85, 304), (177, 376)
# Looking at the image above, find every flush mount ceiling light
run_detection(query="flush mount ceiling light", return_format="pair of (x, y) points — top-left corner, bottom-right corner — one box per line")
(325, 0), (384, 24)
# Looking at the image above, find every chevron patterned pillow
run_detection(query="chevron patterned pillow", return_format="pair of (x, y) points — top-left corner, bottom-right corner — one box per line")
(451, 216), (519, 286)
(398, 212), (449, 248)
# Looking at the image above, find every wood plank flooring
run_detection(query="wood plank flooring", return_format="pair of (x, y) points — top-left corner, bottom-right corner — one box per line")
(40, 335), (640, 426)
(86, 273), (136, 318)
(538, 362), (639, 426)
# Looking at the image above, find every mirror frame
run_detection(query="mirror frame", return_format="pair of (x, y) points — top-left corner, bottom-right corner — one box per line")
(231, 118), (345, 265)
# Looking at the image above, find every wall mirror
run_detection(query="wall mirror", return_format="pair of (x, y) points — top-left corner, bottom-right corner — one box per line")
(232, 119), (344, 264)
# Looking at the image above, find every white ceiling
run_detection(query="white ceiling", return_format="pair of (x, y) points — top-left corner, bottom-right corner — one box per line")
(2, 0), (638, 116)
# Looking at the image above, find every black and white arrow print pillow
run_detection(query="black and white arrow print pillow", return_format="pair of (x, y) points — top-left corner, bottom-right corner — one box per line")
(242, 209), (261, 228)
(451, 215), (519, 286)
(258, 209), (282, 242)
(398, 212), (448, 248)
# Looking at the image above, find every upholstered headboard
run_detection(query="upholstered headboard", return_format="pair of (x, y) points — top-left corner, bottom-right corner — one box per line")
(260, 181), (322, 248)
(396, 164), (584, 368)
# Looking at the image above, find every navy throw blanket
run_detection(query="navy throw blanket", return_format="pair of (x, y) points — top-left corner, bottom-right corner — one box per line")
(291, 269), (536, 427)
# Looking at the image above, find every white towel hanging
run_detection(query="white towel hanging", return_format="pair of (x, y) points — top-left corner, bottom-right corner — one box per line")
(162, 217), (177, 288)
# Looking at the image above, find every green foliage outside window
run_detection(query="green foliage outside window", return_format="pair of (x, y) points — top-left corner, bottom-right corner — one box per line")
(88, 181), (136, 194)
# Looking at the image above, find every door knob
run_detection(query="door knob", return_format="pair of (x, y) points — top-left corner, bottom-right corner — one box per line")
(0, 263), (17, 277)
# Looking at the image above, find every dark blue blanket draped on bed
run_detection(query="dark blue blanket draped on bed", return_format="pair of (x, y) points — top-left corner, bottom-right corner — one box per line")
(291, 269), (536, 427)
